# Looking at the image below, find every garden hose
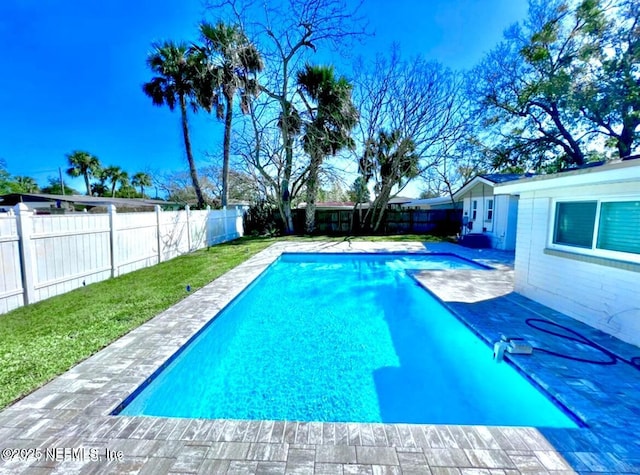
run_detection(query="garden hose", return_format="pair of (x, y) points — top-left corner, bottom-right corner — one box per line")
(525, 318), (640, 370)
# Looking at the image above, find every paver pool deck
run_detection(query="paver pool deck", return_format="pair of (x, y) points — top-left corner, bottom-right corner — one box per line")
(0, 241), (638, 474)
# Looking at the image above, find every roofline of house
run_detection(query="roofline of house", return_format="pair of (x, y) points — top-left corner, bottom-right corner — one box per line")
(0, 193), (176, 207)
(452, 176), (496, 201)
(496, 159), (640, 194)
(297, 202), (368, 210)
(401, 196), (452, 206)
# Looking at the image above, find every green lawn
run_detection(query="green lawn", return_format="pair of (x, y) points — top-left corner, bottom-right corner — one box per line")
(0, 234), (440, 409)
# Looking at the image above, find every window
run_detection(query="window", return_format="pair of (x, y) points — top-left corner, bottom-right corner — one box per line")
(472, 200), (477, 220)
(553, 201), (597, 248)
(486, 199), (494, 221)
(597, 201), (640, 254)
(552, 200), (640, 257)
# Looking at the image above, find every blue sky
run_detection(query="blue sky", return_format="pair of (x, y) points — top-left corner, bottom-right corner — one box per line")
(0, 0), (527, 194)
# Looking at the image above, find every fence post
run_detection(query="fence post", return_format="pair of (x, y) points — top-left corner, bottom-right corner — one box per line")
(108, 204), (117, 278)
(14, 204), (36, 305)
(185, 205), (191, 251)
(236, 208), (243, 237)
(223, 206), (228, 242)
(155, 205), (162, 264)
(205, 205), (211, 247)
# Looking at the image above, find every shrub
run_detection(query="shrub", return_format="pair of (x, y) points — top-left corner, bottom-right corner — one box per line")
(244, 200), (280, 236)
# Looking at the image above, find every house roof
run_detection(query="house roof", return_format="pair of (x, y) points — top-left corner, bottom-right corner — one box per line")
(0, 193), (175, 209)
(453, 173), (534, 200)
(497, 158), (640, 194)
(297, 201), (361, 210)
(480, 173), (536, 184)
(387, 196), (414, 205)
(401, 196), (452, 207)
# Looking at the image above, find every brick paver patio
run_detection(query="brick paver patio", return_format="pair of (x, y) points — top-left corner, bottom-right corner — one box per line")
(0, 241), (638, 474)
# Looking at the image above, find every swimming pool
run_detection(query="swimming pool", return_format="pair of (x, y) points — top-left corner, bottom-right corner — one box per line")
(117, 252), (578, 428)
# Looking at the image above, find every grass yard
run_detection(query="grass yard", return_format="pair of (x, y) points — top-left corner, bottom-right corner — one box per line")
(0, 234), (442, 410)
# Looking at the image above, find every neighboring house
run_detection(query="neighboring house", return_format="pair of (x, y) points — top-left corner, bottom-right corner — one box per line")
(386, 196), (413, 209)
(0, 193), (178, 213)
(294, 202), (361, 234)
(498, 159), (640, 347)
(297, 198), (417, 211)
(297, 201), (362, 211)
(401, 196), (457, 210)
(226, 200), (251, 212)
(453, 174), (532, 250)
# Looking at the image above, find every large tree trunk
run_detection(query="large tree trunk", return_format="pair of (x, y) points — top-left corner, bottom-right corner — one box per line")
(280, 101), (295, 234)
(180, 95), (206, 208)
(304, 152), (321, 234)
(281, 182), (294, 234)
(549, 102), (584, 166)
(371, 185), (392, 233)
(222, 90), (234, 207)
(618, 117), (639, 159)
(279, 46), (295, 235)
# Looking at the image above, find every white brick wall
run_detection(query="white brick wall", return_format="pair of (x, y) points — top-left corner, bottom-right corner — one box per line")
(513, 182), (640, 347)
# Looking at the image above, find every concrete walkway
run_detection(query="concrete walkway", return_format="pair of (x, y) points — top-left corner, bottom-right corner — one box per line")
(0, 241), (637, 474)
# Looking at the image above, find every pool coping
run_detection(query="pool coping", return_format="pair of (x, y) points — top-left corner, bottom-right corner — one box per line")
(0, 241), (636, 474)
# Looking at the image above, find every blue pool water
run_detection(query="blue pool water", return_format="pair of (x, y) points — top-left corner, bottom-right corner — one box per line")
(119, 252), (578, 427)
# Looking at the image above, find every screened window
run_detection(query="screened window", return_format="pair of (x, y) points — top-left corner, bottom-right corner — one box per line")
(472, 200), (477, 220)
(553, 201), (597, 248)
(486, 199), (494, 221)
(597, 201), (640, 255)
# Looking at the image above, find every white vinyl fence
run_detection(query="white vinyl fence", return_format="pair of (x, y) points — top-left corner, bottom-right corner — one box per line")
(0, 204), (244, 314)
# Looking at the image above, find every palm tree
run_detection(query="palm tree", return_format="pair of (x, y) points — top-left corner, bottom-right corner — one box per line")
(13, 176), (40, 193)
(297, 64), (358, 233)
(131, 172), (152, 197)
(195, 22), (264, 207)
(66, 151), (101, 195)
(143, 41), (206, 208)
(359, 129), (420, 232)
(103, 166), (129, 197)
(90, 168), (108, 196)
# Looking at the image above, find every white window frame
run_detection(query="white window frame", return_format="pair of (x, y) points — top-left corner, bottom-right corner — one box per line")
(485, 199), (494, 222)
(471, 200), (477, 220)
(549, 196), (640, 264)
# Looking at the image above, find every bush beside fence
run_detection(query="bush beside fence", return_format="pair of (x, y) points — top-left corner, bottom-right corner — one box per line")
(0, 204), (244, 314)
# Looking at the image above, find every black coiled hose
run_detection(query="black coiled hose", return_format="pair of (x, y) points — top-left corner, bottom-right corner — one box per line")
(525, 318), (640, 370)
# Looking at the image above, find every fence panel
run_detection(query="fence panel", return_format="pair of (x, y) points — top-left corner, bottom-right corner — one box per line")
(385, 209), (462, 235)
(207, 209), (243, 245)
(0, 206), (244, 314)
(292, 208), (462, 235)
(385, 210), (411, 233)
(30, 214), (112, 302)
(159, 210), (189, 261)
(116, 212), (159, 276)
(314, 210), (352, 233)
(0, 215), (23, 313)
(230, 209), (244, 240)
(189, 210), (209, 251)
(206, 211), (225, 245)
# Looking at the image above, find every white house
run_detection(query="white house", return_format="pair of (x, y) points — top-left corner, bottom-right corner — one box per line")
(498, 159), (640, 347)
(453, 174), (530, 250)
